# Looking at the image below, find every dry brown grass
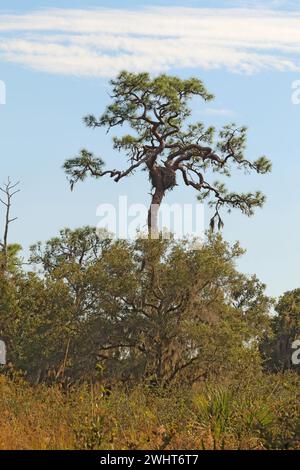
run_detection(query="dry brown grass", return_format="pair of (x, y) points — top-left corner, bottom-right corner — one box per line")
(0, 376), (77, 449)
(0, 373), (299, 450)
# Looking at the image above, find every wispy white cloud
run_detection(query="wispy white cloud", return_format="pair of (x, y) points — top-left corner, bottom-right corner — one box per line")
(201, 108), (235, 116)
(0, 7), (300, 76)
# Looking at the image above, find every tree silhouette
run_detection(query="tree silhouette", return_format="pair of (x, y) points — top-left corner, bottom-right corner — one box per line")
(0, 178), (20, 272)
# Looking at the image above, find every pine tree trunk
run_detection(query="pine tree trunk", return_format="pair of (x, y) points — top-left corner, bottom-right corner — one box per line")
(147, 187), (165, 237)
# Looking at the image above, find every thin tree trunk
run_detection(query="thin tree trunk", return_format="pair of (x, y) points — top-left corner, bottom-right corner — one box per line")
(1, 197), (10, 270)
(0, 179), (19, 273)
(147, 187), (165, 237)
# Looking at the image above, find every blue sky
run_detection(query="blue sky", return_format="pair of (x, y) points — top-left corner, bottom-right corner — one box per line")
(1, 0), (300, 298)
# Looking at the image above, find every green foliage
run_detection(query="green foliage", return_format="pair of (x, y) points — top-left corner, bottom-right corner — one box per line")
(63, 72), (271, 228)
(262, 288), (300, 372)
(64, 150), (105, 191)
(1, 227), (271, 387)
(194, 388), (232, 447)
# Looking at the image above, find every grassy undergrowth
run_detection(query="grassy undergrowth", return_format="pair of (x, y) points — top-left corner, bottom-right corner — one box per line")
(0, 371), (299, 450)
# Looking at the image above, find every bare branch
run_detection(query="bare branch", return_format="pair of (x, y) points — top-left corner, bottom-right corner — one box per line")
(0, 178), (20, 272)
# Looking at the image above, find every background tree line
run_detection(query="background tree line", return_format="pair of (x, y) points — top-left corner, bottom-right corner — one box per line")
(0, 224), (299, 386)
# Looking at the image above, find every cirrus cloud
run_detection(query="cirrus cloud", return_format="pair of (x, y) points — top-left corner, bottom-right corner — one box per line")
(0, 7), (300, 76)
